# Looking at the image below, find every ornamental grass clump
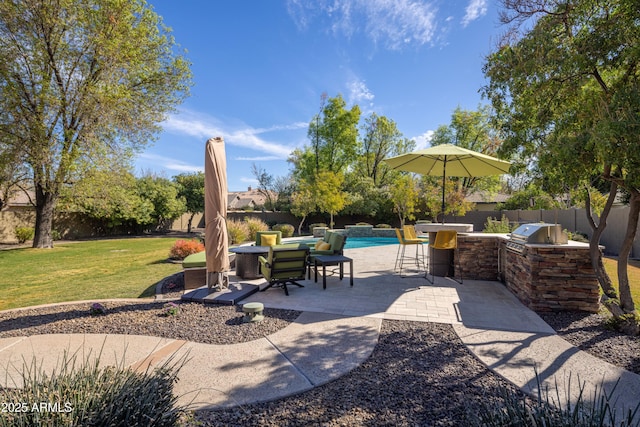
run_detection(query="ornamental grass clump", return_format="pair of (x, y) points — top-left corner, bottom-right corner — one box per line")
(273, 223), (294, 238)
(466, 372), (640, 427)
(169, 239), (204, 260)
(0, 350), (189, 427)
(244, 217), (269, 241)
(226, 218), (249, 244)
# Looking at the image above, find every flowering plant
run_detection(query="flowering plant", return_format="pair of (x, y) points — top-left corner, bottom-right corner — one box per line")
(89, 302), (106, 316)
(169, 239), (204, 260)
(163, 302), (180, 316)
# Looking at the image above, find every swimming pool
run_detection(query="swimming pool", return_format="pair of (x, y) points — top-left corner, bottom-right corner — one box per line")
(285, 236), (403, 249)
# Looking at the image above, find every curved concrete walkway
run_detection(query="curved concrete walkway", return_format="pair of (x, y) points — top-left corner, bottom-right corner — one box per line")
(0, 244), (638, 415)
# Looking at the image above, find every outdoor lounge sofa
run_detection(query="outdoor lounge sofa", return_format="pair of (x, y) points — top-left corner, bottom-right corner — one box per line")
(182, 250), (236, 290)
(307, 231), (347, 278)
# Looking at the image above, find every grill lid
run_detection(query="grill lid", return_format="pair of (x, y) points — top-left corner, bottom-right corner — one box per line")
(510, 223), (568, 244)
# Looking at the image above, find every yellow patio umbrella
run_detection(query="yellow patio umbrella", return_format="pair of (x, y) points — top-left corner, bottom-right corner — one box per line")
(205, 137), (230, 291)
(384, 144), (511, 223)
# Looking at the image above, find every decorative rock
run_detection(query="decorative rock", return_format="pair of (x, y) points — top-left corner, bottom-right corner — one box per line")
(242, 302), (264, 323)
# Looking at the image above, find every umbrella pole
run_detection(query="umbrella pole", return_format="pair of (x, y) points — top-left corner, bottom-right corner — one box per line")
(441, 157), (446, 224)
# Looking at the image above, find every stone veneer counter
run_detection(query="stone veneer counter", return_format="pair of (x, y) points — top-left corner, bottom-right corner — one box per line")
(456, 233), (600, 313)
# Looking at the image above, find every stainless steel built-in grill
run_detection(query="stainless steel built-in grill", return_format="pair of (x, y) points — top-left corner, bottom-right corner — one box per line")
(506, 223), (568, 254)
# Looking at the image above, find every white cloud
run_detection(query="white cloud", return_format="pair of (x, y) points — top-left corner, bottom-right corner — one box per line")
(235, 156), (283, 161)
(162, 110), (303, 159)
(412, 130), (434, 150)
(138, 153), (204, 173)
(240, 176), (259, 184)
(287, 0), (438, 50)
(461, 0), (487, 27)
(347, 78), (374, 106)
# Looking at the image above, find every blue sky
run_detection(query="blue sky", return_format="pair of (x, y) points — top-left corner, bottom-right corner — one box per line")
(137, 0), (502, 191)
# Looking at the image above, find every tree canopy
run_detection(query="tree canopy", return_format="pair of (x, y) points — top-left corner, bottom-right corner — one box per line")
(0, 0), (192, 247)
(484, 0), (640, 324)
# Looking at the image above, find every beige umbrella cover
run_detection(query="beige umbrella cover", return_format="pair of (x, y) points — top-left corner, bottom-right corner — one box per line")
(205, 137), (230, 291)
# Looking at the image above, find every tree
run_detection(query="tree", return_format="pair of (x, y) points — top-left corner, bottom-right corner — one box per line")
(174, 172), (205, 233)
(314, 170), (349, 229)
(418, 176), (474, 221)
(496, 184), (560, 211)
(291, 94), (360, 180)
(483, 0), (640, 328)
(357, 113), (415, 187)
(389, 174), (420, 227)
(136, 175), (186, 231)
(59, 168), (154, 233)
(0, 0), (192, 248)
(290, 179), (316, 236)
(250, 163), (276, 210)
(430, 106), (504, 197)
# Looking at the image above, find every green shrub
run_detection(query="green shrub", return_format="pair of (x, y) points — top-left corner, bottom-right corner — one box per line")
(273, 223), (294, 238)
(169, 239), (205, 260)
(0, 351), (188, 427)
(483, 215), (515, 233)
(51, 229), (62, 241)
(566, 230), (589, 243)
(466, 371), (640, 426)
(227, 218), (249, 244)
(355, 222), (371, 226)
(14, 227), (34, 243)
(244, 217), (269, 241)
(375, 224), (392, 228)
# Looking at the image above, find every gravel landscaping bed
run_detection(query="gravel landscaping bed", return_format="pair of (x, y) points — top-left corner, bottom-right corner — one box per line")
(0, 301), (301, 345)
(1, 285), (638, 426)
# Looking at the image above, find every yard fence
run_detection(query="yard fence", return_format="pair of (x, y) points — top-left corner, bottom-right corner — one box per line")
(4, 205), (638, 257)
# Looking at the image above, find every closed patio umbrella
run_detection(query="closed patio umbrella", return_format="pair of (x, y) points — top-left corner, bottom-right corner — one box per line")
(205, 137), (230, 291)
(384, 144), (511, 223)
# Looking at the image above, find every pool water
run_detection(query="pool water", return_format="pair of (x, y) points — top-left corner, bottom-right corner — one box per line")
(286, 236), (403, 249)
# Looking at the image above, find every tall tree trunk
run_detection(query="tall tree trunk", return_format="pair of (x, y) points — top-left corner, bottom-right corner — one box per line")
(187, 212), (195, 233)
(298, 215), (307, 237)
(617, 191), (640, 314)
(33, 182), (56, 248)
(587, 182), (623, 315)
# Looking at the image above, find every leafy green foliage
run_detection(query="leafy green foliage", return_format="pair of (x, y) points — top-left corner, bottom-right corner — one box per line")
(0, 351), (188, 426)
(356, 113), (415, 187)
(136, 175), (187, 230)
(14, 226), (34, 243)
(484, 0), (640, 314)
(0, 0), (192, 247)
(497, 184), (559, 211)
(483, 215), (515, 233)
(174, 172), (205, 232)
(390, 174), (420, 226)
(290, 179), (317, 235)
(314, 171), (349, 229)
(291, 94), (361, 179)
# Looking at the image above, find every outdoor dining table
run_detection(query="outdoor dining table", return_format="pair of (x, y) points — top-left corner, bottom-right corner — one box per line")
(229, 245), (269, 279)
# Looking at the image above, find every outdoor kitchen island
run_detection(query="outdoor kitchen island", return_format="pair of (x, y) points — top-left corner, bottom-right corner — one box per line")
(454, 231), (600, 312)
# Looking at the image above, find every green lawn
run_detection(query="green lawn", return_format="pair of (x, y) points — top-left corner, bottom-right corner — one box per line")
(0, 238), (184, 311)
(603, 257), (640, 311)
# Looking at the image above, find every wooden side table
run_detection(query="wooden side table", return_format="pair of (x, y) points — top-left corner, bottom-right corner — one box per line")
(313, 255), (354, 289)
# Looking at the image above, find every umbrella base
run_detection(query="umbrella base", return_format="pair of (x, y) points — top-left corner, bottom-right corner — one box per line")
(207, 271), (229, 292)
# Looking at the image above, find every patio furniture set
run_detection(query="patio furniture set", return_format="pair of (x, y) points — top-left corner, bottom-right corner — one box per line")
(183, 230), (353, 296)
